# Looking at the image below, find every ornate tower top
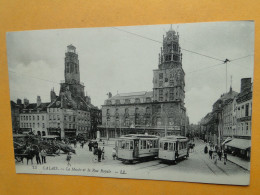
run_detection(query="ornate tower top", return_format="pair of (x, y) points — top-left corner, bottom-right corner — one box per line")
(65, 44), (80, 84)
(159, 27), (182, 70)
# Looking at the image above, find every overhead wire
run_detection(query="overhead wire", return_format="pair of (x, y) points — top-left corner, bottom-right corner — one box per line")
(112, 27), (224, 62)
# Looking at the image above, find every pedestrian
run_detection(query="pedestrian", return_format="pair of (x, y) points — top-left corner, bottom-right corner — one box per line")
(35, 146), (41, 164)
(66, 152), (72, 166)
(213, 151), (218, 165)
(112, 148), (117, 160)
(93, 142), (98, 155)
(102, 147), (105, 160)
(218, 149), (222, 161)
(74, 139), (77, 148)
(223, 149), (228, 165)
(97, 147), (102, 162)
(204, 145), (208, 154)
(88, 141), (92, 151)
(209, 148), (213, 159)
(40, 148), (47, 163)
(81, 141), (84, 148)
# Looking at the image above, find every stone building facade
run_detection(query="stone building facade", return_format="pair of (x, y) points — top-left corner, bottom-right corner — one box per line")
(235, 78), (253, 139)
(99, 28), (188, 138)
(10, 100), (21, 134)
(18, 97), (50, 136)
(12, 45), (101, 139)
(46, 45), (99, 139)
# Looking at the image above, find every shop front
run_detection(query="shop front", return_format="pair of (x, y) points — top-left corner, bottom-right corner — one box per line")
(225, 138), (251, 160)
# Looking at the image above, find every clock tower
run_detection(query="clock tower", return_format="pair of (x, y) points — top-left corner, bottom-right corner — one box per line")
(153, 27), (185, 103)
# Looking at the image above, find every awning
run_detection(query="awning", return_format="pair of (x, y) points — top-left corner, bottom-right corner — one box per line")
(222, 137), (232, 145)
(226, 138), (251, 150)
(42, 135), (59, 139)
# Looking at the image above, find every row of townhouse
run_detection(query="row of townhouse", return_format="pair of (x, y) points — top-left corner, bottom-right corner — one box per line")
(12, 93), (100, 139)
(200, 78), (253, 160)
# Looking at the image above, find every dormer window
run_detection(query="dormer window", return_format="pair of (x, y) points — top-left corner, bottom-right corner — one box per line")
(115, 99), (120, 104)
(106, 100), (112, 105)
(125, 99), (130, 104)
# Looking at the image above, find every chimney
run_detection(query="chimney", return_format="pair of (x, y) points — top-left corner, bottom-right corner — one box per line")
(240, 78), (252, 93)
(109, 92), (112, 98)
(50, 89), (56, 102)
(24, 98), (29, 107)
(37, 96), (41, 106)
(17, 99), (22, 105)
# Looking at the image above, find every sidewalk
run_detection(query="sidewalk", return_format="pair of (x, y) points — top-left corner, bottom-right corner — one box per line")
(227, 155), (250, 171)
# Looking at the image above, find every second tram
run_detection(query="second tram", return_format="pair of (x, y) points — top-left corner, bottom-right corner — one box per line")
(116, 134), (159, 163)
(158, 135), (189, 164)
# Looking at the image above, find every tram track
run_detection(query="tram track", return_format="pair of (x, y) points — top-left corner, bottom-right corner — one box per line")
(197, 143), (229, 176)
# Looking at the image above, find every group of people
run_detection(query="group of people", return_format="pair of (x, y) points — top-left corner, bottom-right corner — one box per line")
(204, 144), (227, 165)
(24, 144), (47, 164)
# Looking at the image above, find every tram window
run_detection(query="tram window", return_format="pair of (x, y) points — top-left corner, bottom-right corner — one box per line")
(155, 140), (158, 148)
(143, 140), (147, 149)
(164, 142), (168, 150)
(147, 141), (150, 149)
(160, 142), (163, 149)
(121, 141), (126, 149)
(130, 141), (133, 149)
(125, 141), (130, 150)
(169, 143), (173, 151)
(174, 143), (176, 151)
(147, 140), (152, 149)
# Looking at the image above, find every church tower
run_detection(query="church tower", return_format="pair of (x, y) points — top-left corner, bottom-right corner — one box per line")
(153, 27), (185, 103)
(60, 45), (85, 99)
(65, 44), (80, 84)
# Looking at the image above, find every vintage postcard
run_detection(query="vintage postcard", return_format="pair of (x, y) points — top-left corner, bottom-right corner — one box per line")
(7, 21), (254, 185)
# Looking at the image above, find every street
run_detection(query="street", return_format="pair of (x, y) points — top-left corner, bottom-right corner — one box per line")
(15, 138), (249, 185)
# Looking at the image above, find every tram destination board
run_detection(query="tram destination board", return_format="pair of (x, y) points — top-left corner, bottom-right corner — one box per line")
(7, 21), (254, 185)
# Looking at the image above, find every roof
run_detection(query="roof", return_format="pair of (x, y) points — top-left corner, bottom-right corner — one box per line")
(108, 91), (153, 100)
(226, 138), (251, 150)
(42, 135), (59, 139)
(118, 134), (159, 139)
(160, 135), (188, 142)
(219, 88), (238, 101)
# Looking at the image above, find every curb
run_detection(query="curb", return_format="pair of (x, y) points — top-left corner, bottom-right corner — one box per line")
(227, 159), (250, 171)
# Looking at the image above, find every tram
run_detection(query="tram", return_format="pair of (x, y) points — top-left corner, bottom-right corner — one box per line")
(158, 135), (189, 164)
(116, 134), (159, 163)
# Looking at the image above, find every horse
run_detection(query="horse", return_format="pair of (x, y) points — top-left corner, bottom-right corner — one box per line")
(22, 148), (37, 165)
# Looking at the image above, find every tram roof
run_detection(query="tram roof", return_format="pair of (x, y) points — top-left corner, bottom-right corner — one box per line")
(118, 134), (159, 140)
(160, 135), (188, 141)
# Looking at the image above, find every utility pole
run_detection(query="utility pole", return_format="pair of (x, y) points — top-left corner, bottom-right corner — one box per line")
(224, 59), (230, 93)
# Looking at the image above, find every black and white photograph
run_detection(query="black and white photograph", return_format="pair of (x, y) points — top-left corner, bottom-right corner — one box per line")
(7, 21), (254, 185)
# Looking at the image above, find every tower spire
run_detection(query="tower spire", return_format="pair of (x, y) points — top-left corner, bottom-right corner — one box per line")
(170, 24), (173, 31)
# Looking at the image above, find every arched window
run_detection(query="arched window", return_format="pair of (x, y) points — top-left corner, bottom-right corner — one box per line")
(157, 117), (162, 126)
(125, 117), (130, 126)
(135, 98), (140, 103)
(146, 97), (151, 103)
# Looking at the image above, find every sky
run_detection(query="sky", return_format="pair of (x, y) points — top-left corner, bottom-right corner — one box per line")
(6, 21), (255, 124)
